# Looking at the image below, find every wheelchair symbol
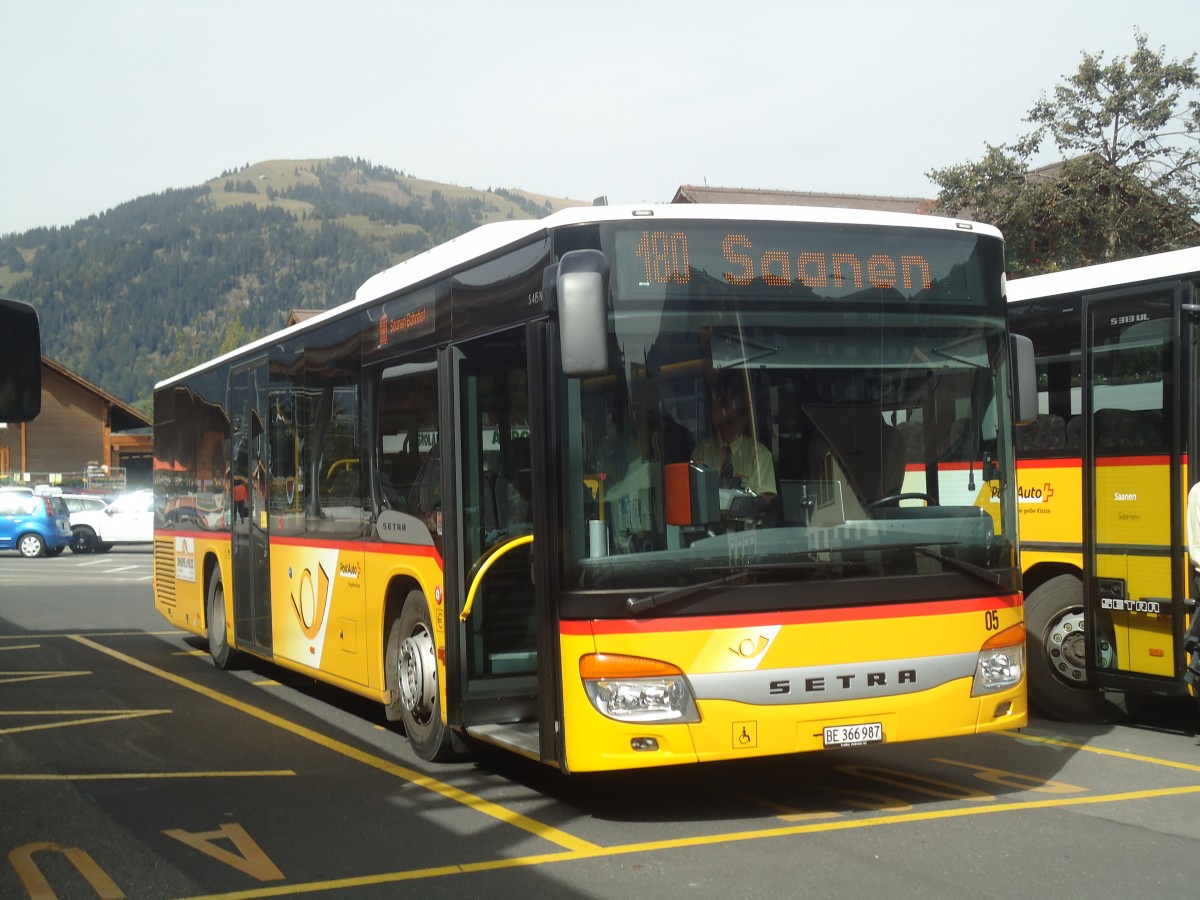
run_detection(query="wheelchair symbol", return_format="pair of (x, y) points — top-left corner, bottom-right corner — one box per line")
(733, 721), (757, 749)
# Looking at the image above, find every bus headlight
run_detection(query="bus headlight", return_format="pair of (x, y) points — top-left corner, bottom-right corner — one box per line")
(972, 623), (1026, 695)
(580, 653), (700, 723)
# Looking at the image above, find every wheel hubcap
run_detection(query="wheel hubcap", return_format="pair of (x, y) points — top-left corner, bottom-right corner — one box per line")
(1045, 607), (1104, 683)
(398, 625), (437, 724)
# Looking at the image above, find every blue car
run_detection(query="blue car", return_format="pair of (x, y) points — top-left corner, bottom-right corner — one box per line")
(0, 490), (72, 557)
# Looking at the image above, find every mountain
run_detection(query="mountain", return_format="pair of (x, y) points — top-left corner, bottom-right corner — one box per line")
(0, 157), (585, 410)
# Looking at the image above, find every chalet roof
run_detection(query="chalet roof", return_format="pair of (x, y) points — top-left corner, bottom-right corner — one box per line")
(671, 185), (940, 216)
(41, 356), (151, 432)
(286, 309), (323, 327)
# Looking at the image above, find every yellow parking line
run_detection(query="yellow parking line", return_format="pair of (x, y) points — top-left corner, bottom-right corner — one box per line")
(0, 670), (90, 685)
(0, 631), (179, 640)
(66, 632), (1200, 898)
(1002, 730), (1200, 773)
(70, 634), (598, 854)
(173, 783), (1200, 900)
(0, 708), (170, 735)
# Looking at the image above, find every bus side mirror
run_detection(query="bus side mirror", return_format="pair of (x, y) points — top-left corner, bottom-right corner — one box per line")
(556, 250), (609, 377)
(0, 297), (42, 423)
(1010, 333), (1037, 426)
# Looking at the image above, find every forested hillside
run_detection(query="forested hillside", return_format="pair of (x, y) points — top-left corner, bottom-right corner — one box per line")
(0, 158), (583, 410)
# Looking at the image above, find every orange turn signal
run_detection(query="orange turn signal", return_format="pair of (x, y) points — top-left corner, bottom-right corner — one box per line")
(579, 653), (683, 680)
(982, 622), (1026, 651)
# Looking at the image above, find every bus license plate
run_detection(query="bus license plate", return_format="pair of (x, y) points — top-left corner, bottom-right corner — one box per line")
(823, 722), (883, 748)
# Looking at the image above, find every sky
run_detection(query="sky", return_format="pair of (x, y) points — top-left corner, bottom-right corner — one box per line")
(2, 0), (1198, 237)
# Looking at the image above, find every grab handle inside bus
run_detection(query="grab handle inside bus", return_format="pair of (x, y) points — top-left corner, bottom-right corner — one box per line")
(461, 533), (534, 622)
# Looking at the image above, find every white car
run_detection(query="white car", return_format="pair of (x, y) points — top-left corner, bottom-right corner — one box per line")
(69, 489), (153, 553)
(61, 493), (113, 553)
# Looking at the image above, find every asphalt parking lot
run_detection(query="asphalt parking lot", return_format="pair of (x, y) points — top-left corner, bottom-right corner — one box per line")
(4, 549), (1200, 899)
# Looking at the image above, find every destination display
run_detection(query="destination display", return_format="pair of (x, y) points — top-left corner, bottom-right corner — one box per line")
(614, 223), (998, 303)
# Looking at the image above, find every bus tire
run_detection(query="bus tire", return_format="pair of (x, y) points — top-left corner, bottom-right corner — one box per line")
(206, 571), (235, 670)
(1026, 574), (1124, 723)
(386, 590), (457, 761)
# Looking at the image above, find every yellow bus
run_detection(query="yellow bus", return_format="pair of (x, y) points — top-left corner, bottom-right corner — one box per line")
(1008, 247), (1200, 720)
(152, 204), (1030, 772)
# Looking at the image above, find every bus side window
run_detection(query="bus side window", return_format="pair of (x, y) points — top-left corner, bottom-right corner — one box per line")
(376, 356), (440, 540)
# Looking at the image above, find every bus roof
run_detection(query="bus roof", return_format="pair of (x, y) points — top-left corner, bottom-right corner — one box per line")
(1007, 245), (1200, 304)
(156, 203), (999, 390)
(354, 203), (1000, 306)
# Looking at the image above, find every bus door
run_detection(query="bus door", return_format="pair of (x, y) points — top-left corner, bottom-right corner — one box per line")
(230, 359), (272, 656)
(1082, 283), (1186, 690)
(447, 326), (554, 761)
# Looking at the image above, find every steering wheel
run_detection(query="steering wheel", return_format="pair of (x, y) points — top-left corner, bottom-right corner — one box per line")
(867, 492), (934, 509)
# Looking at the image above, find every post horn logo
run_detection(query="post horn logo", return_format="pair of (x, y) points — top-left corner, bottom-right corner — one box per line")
(291, 562), (330, 641)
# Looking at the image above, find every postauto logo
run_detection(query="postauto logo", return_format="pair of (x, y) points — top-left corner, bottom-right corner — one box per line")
(1018, 482), (1054, 503)
(992, 481), (1054, 503)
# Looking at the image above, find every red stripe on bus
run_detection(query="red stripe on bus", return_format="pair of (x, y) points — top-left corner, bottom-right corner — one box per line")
(270, 534), (443, 561)
(905, 461), (975, 472)
(1016, 457), (1082, 469)
(155, 531), (443, 565)
(1017, 455), (1171, 468)
(561, 594), (1020, 635)
(1095, 455), (1170, 467)
(154, 529), (223, 542)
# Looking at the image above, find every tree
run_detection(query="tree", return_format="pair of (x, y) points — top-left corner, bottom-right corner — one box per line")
(928, 31), (1200, 274)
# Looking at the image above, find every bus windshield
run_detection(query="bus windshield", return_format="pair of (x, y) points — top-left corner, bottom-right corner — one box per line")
(566, 221), (1015, 604)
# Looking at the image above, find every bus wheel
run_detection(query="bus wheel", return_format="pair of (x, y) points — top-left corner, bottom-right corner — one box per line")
(1026, 574), (1124, 723)
(386, 590), (456, 761)
(206, 571), (235, 670)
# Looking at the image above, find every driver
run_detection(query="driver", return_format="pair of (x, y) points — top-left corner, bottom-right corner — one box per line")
(692, 370), (776, 499)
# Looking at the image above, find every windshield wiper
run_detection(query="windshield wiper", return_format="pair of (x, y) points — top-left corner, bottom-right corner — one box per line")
(623, 545), (1004, 616)
(930, 334), (989, 370)
(625, 569), (748, 615)
(912, 545), (1004, 590)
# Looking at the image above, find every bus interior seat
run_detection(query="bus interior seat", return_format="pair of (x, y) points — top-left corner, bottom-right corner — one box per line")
(1016, 414), (1066, 453)
(502, 436), (533, 523)
(1093, 408), (1165, 451)
(1066, 415), (1083, 448)
(941, 418), (972, 461)
(386, 434), (425, 507)
(894, 419), (924, 463)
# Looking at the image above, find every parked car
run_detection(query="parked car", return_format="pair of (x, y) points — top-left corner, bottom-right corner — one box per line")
(69, 489), (153, 552)
(60, 493), (114, 553)
(0, 490), (71, 557)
